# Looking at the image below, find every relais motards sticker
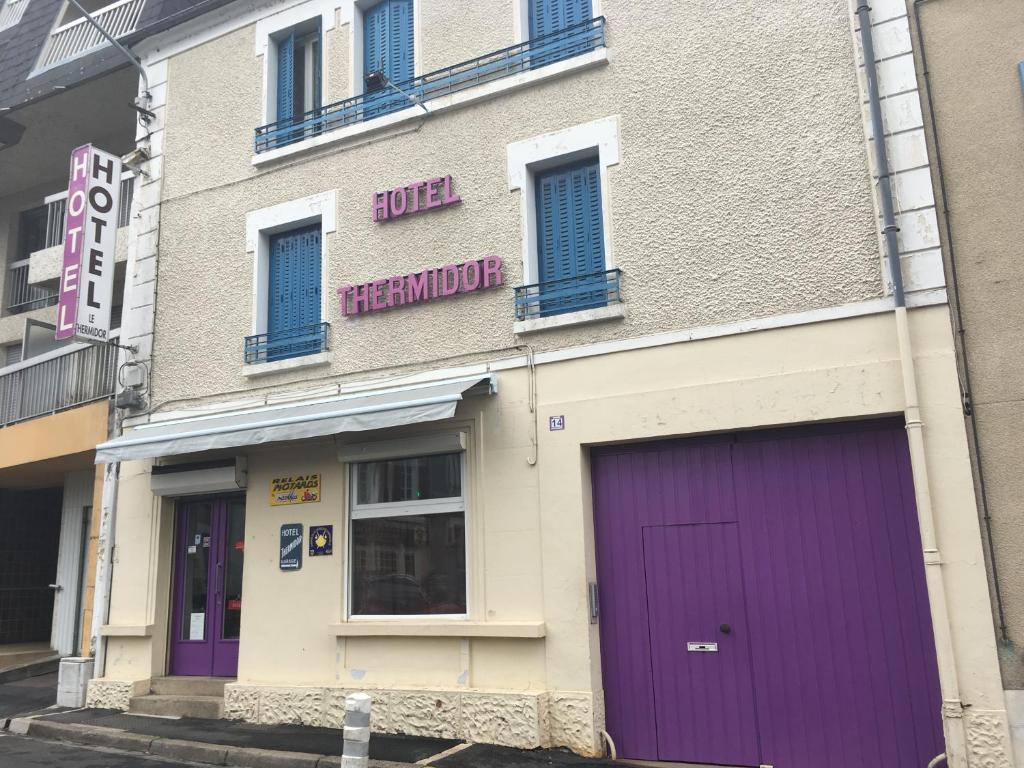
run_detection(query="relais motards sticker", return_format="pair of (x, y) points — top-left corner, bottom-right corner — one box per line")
(270, 474), (321, 506)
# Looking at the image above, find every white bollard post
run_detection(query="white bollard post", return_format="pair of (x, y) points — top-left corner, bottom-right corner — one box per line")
(342, 692), (372, 768)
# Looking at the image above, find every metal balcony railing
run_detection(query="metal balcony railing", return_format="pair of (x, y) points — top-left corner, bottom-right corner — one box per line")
(256, 16), (606, 153)
(0, 340), (118, 427)
(37, 0), (146, 70)
(5, 261), (58, 314)
(43, 174), (133, 248)
(0, 0), (29, 32)
(514, 268), (622, 321)
(244, 322), (330, 364)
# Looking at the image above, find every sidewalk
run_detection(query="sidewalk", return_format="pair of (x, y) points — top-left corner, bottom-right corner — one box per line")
(6, 707), (622, 768)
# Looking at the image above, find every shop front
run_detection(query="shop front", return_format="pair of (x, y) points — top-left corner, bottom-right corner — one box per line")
(84, 306), (1013, 763)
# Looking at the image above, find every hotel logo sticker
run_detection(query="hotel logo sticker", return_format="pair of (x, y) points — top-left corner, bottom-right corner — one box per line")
(270, 474), (321, 506)
(280, 524), (303, 571)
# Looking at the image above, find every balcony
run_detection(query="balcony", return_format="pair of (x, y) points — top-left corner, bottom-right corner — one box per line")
(0, 341), (118, 428)
(5, 175), (133, 316)
(255, 16), (606, 154)
(244, 322), (331, 365)
(514, 268), (623, 327)
(36, 0), (146, 71)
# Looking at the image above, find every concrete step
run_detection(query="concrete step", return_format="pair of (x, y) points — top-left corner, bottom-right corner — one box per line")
(150, 676), (232, 697)
(129, 694), (224, 719)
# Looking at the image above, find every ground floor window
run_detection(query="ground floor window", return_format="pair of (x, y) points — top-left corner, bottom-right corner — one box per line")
(349, 452), (466, 616)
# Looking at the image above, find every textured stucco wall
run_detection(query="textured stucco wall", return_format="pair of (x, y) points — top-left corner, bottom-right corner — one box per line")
(150, 0), (882, 410)
(912, 0), (1024, 691)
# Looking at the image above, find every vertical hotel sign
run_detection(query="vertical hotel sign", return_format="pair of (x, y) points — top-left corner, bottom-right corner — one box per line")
(56, 144), (122, 342)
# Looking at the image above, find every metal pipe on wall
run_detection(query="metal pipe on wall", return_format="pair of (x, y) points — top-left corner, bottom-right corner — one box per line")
(855, 2), (967, 764)
(91, 460), (120, 678)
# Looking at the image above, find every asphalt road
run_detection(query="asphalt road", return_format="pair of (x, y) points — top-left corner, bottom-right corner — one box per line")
(0, 671), (58, 719)
(0, 731), (199, 767)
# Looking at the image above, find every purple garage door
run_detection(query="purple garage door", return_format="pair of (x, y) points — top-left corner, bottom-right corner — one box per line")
(592, 420), (944, 768)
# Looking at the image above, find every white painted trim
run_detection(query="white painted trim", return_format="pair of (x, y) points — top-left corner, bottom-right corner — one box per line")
(130, 290), (948, 429)
(329, 620), (545, 637)
(254, 0), (337, 126)
(245, 189), (337, 339)
(506, 114), (620, 285)
(514, 300), (626, 335)
(253, 48), (608, 165)
(241, 350), (331, 377)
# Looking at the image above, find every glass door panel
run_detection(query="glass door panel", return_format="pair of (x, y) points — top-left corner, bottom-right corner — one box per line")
(179, 503), (213, 642)
(220, 500), (245, 640)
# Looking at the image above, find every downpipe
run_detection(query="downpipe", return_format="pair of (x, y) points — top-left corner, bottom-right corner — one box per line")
(856, 3), (967, 764)
(91, 460), (120, 678)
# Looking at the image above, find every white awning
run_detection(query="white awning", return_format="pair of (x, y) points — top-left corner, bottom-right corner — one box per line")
(96, 374), (495, 463)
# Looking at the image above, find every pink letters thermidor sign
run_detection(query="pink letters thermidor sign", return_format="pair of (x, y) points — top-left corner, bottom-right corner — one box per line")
(338, 256), (503, 316)
(56, 145), (91, 340)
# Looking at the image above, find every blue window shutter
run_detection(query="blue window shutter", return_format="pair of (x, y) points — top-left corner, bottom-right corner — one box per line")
(364, 2), (388, 80)
(268, 225), (322, 360)
(277, 31), (295, 123)
(389, 0), (414, 84)
(529, 0), (592, 37)
(535, 160), (606, 314)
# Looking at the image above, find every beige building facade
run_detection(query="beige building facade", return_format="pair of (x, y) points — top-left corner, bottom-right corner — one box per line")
(909, 0), (1024, 763)
(85, 0), (1016, 766)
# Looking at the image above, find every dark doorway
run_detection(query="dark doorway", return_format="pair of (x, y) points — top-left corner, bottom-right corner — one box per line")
(0, 489), (62, 645)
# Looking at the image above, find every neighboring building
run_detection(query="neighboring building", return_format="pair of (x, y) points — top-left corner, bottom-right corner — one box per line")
(85, 1), (1014, 767)
(908, 1), (1024, 764)
(0, 0), (226, 683)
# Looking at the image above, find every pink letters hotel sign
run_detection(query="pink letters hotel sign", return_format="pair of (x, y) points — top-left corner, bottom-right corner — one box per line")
(56, 144), (122, 342)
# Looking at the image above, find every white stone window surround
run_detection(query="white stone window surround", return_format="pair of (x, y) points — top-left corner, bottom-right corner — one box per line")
(254, 0), (338, 127)
(341, 0), (423, 102)
(243, 190), (337, 378)
(342, 434), (470, 623)
(506, 115), (621, 333)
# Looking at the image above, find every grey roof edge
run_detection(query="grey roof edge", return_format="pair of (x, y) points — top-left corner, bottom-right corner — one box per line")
(1, 0), (237, 112)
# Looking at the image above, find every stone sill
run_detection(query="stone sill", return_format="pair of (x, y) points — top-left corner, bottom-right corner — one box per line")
(252, 49), (608, 166)
(329, 621), (546, 638)
(514, 302), (626, 335)
(99, 624), (153, 637)
(241, 351), (330, 378)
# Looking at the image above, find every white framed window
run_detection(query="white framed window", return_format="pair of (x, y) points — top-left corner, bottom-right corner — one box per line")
(244, 191), (336, 373)
(255, 0), (336, 128)
(0, 0), (30, 32)
(348, 450), (467, 618)
(343, 0), (421, 100)
(507, 115), (620, 287)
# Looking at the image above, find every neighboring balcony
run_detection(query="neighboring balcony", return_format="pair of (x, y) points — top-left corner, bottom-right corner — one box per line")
(513, 268), (624, 333)
(36, 0), (146, 71)
(255, 16), (607, 153)
(0, 341), (118, 428)
(5, 175), (133, 316)
(244, 322), (331, 365)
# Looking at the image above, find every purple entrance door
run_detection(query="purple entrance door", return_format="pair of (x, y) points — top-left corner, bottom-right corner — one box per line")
(169, 497), (245, 677)
(643, 523), (760, 765)
(592, 421), (945, 768)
